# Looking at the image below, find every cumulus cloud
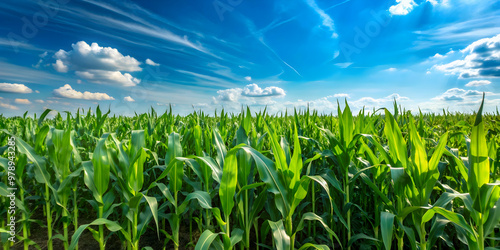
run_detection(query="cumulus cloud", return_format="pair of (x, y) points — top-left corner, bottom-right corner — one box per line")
(417, 88), (498, 113)
(53, 84), (115, 100)
(35, 99), (45, 103)
(53, 41), (141, 72)
(0, 102), (18, 110)
(432, 53), (445, 59)
(53, 41), (142, 87)
(0, 83), (33, 93)
(145, 58), (159, 66)
(15, 99), (31, 104)
(329, 93), (350, 98)
(124, 96), (135, 102)
(465, 80), (492, 87)
(53, 59), (68, 73)
(432, 88), (485, 101)
(434, 34), (500, 78)
(351, 93), (410, 108)
(214, 84), (286, 103)
(242, 84), (286, 97)
(389, 0), (417, 15)
(75, 70), (140, 87)
(245, 76), (252, 81)
(283, 93), (410, 114)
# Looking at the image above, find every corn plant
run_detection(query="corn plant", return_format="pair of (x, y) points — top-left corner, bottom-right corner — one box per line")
(1, 96), (499, 249)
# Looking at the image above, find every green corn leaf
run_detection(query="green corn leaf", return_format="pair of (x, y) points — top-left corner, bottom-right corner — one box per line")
(268, 220), (290, 250)
(422, 207), (476, 237)
(92, 134), (110, 198)
(166, 132), (183, 194)
(220, 146), (239, 218)
(230, 228), (244, 247)
(383, 109), (407, 169)
(195, 230), (222, 250)
(295, 212), (342, 248)
(468, 94), (490, 210)
(68, 218), (126, 250)
(347, 233), (379, 247)
(380, 212), (395, 250)
(177, 191), (213, 213)
(298, 243), (330, 250)
(143, 194), (160, 238)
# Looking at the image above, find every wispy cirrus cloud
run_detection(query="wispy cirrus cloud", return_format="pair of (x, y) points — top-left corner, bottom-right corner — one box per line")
(305, 0), (337, 38)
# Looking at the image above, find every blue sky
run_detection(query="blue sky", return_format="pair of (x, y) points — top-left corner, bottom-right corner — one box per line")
(0, 0), (499, 116)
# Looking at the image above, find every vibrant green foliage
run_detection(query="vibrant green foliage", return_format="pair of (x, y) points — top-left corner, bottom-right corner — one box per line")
(0, 99), (499, 250)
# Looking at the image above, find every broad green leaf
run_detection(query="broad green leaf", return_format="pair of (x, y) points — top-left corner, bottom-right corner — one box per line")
(383, 109), (407, 169)
(268, 220), (290, 250)
(220, 146), (239, 218)
(380, 212), (395, 250)
(347, 233), (379, 247)
(166, 132), (183, 194)
(295, 212), (342, 248)
(92, 134), (110, 197)
(68, 218), (126, 250)
(195, 230), (222, 250)
(298, 243), (330, 250)
(468, 95), (490, 210)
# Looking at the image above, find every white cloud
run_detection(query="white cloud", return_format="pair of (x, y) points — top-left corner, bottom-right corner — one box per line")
(14, 99), (31, 104)
(53, 59), (68, 72)
(214, 83), (286, 103)
(53, 41), (142, 87)
(124, 96), (135, 102)
(0, 83), (33, 93)
(431, 53), (445, 59)
(384, 67), (398, 72)
(53, 41), (141, 72)
(305, 0), (337, 38)
(351, 93), (410, 108)
(281, 93), (409, 114)
(53, 84), (115, 100)
(242, 84), (286, 97)
(434, 34), (500, 78)
(432, 88), (485, 101)
(245, 76), (252, 81)
(389, 0), (417, 15)
(426, 0), (449, 6)
(35, 100), (45, 103)
(331, 93), (350, 98)
(75, 70), (140, 87)
(0, 102), (18, 110)
(145, 58), (159, 66)
(417, 88), (499, 113)
(465, 80), (492, 87)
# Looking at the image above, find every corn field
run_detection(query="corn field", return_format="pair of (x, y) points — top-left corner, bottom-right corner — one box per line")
(0, 97), (499, 250)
